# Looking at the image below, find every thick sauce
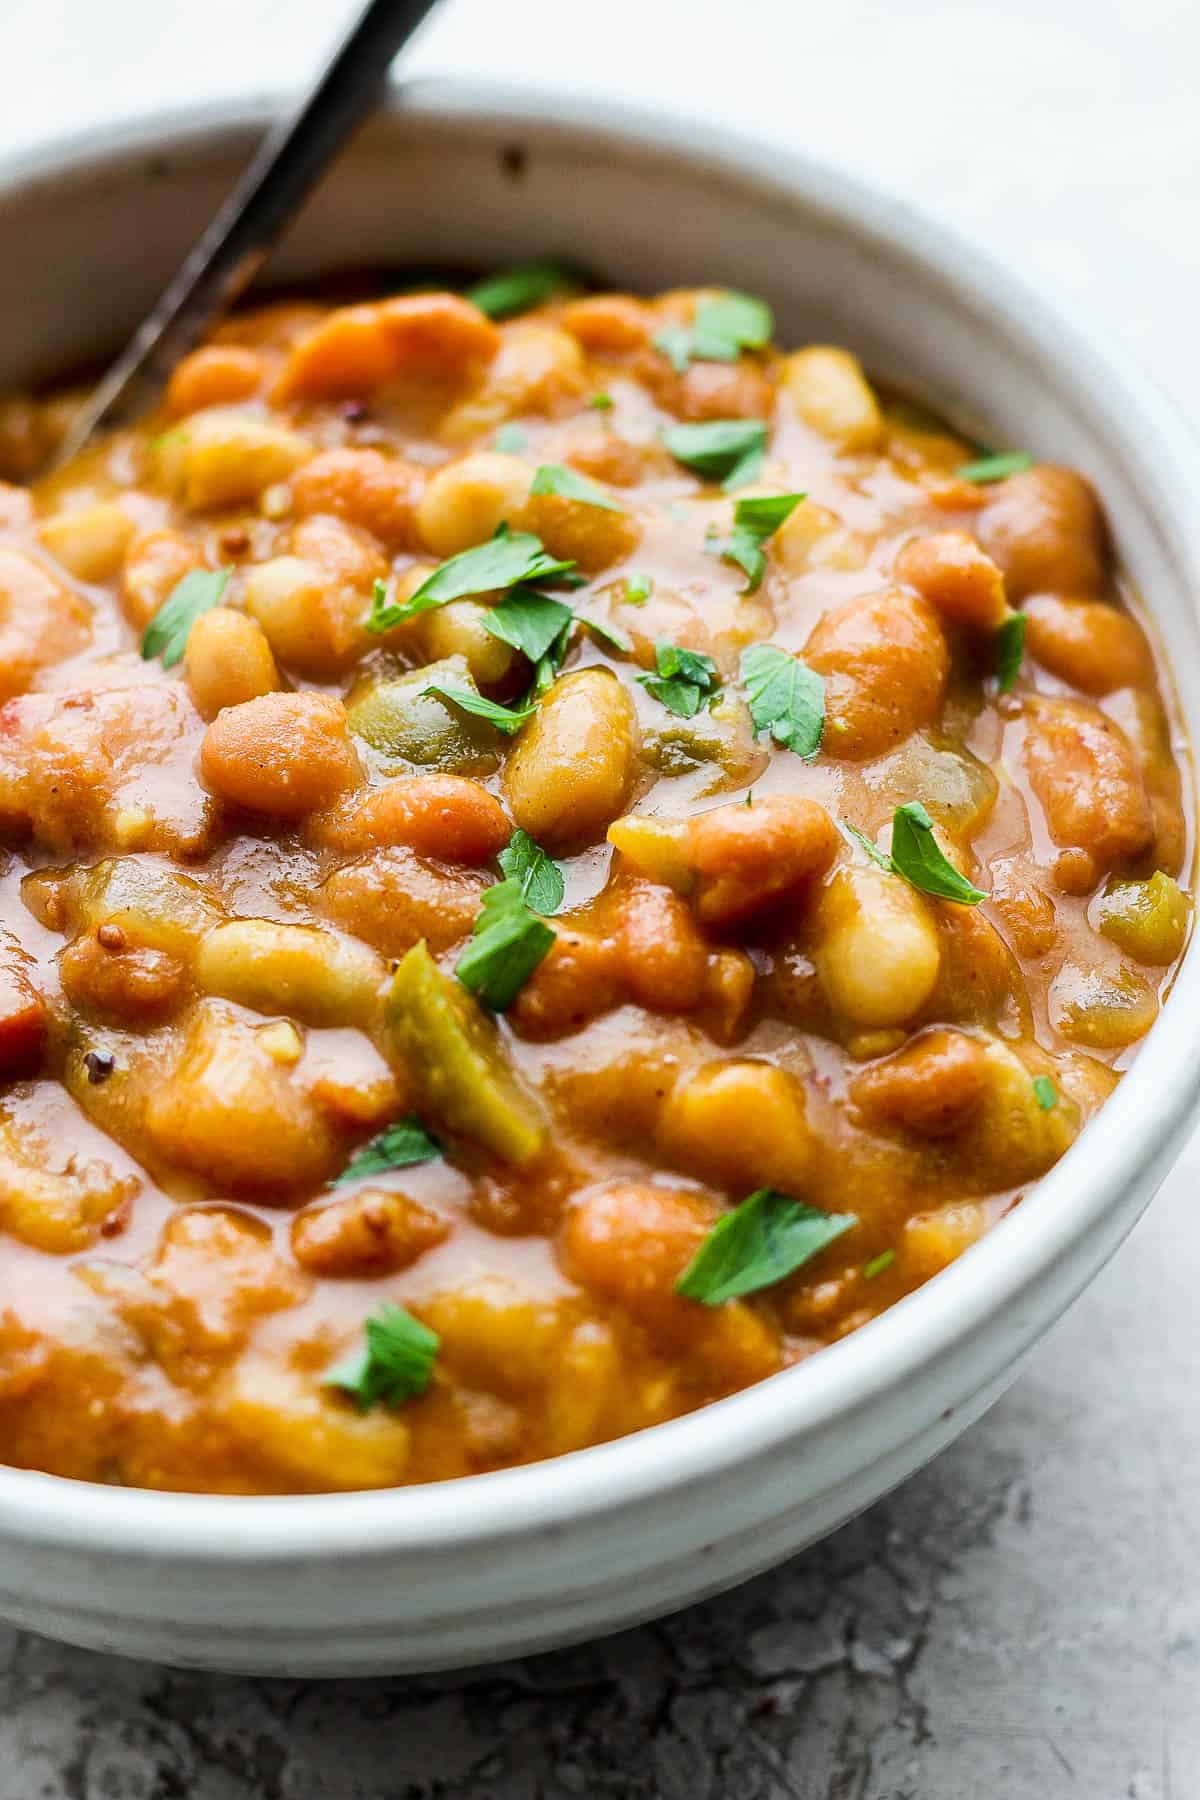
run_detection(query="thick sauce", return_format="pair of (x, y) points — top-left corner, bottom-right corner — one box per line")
(0, 277), (1188, 1493)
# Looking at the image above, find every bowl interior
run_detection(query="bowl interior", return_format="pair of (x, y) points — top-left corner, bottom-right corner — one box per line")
(0, 84), (1197, 1557)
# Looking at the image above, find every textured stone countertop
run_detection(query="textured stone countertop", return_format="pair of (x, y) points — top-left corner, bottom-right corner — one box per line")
(3, 2), (1200, 1792)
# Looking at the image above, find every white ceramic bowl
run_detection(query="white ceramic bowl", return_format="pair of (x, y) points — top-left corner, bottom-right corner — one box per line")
(0, 81), (1197, 1676)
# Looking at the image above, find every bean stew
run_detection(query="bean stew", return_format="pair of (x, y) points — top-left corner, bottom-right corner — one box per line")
(0, 270), (1188, 1492)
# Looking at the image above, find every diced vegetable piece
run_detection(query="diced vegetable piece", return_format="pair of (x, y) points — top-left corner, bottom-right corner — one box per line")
(1050, 961), (1159, 1050)
(384, 941), (546, 1164)
(69, 858), (222, 959)
(345, 658), (500, 773)
(1092, 871), (1190, 966)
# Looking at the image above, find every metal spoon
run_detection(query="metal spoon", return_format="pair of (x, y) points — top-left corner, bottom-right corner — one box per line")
(52, 0), (441, 467)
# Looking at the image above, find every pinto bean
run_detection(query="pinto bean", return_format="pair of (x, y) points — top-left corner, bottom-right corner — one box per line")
(614, 881), (709, 1012)
(805, 589), (949, 759)
(815, 864), (941, 1029)
(312, 774), (510, 863)
(165, 345), (265, 417)
(658, 1060), (815, 1191)
(199, 693), (362, 818)
(977, 465), (1109, 600)
(416, 451), (532, 557)
(894, 531), (1009, 632)
(781, 346), (882, 450)
(686, 795), (839, 927)
(1023, 695), (1154, 888)
(289, 446), (420, 551)
(292, 1188), (448, 1276)
(1022, 593), (1154, 695)
(851, 1029), (990, 1136)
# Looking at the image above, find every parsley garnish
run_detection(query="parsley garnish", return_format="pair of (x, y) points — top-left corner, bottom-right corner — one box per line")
(141, 567), (230, 668)
(654, 290), (773, 372)
(419, 683), (537, 736)
(857, 802), (986, 904)
(676, 1188), (856, 1306)
(494, 423), (528, 452)
(482, 588), (574, 663)
(323, 1302), (439, 1411)
(498, 828), (566, 915)
(530, 463), (625, 513)
(842, 822), (893, 870)
(588, 391), (613, 410)
(661, 419), (768, 488)
(578, 615), (632, 654)
(994, 611), (1026, 693)
(637, 639), (721, 718)
(710, 492), (803, 592)
(1033, 1075), (1058, 1111)
(466, 260), (579, 319)
(740, 644), (824, 759)
(367, 529), (575, 630)
(333, 1117), (441, 1186)
(863, 1249), (895, 1279)
(956, 450), (1034, 484)
(456, 878), (555, 1009)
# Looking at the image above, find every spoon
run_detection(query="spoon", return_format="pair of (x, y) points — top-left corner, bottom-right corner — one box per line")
(52, 0), (441, 467)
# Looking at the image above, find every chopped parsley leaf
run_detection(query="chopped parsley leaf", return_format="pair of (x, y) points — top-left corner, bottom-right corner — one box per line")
(956, 450), (1034, 484)
(710, 491), (803, 591)
(498, 828), (566, 915)
(530, 462), (625, 513)
(333, 1117), (441, 1185)
(740, 643), (824, 759)
(637, 638), (721, 718)
(323, 1303), (439, 1411)
(676, 1188), (857, 1305)
(455, 878), (555, 1009)
(141, 567), (231, 668)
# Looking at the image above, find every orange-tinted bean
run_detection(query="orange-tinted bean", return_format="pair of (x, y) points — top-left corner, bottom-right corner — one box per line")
(806, 588), (950, 759)
(851, 1029), (990, 1136)
(509, 929), (624, 1040)
(1022, 593), (1154, 695)
(165, 345), (265, 418)
(558, 295), (654, 351)
(59, 934), (186, 1024)
(0, 930), (45, 1076)
(275, 294), (499, 402)
(687, 795), (839, 927)
(121, 529), (203, 631)
(1023, 695), (1154, 886)
(894, 530), (1009, 632)
(291, 1188), (449, 1277)
(313, 774), (510, 863)
(200, 693), (362, 819)
(289, 447), (421, 551)
(615, 880), (709, 1012)
(977, 465), (1109, 600)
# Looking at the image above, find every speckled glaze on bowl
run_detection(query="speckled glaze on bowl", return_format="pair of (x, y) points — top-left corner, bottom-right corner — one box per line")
(0, 81), (1197, 1676)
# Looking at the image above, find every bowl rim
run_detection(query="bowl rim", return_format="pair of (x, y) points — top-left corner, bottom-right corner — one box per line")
(1, 74), (1198, 1562)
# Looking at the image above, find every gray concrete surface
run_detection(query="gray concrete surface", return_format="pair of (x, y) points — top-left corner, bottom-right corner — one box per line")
(4, 1), (1200, 1792)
